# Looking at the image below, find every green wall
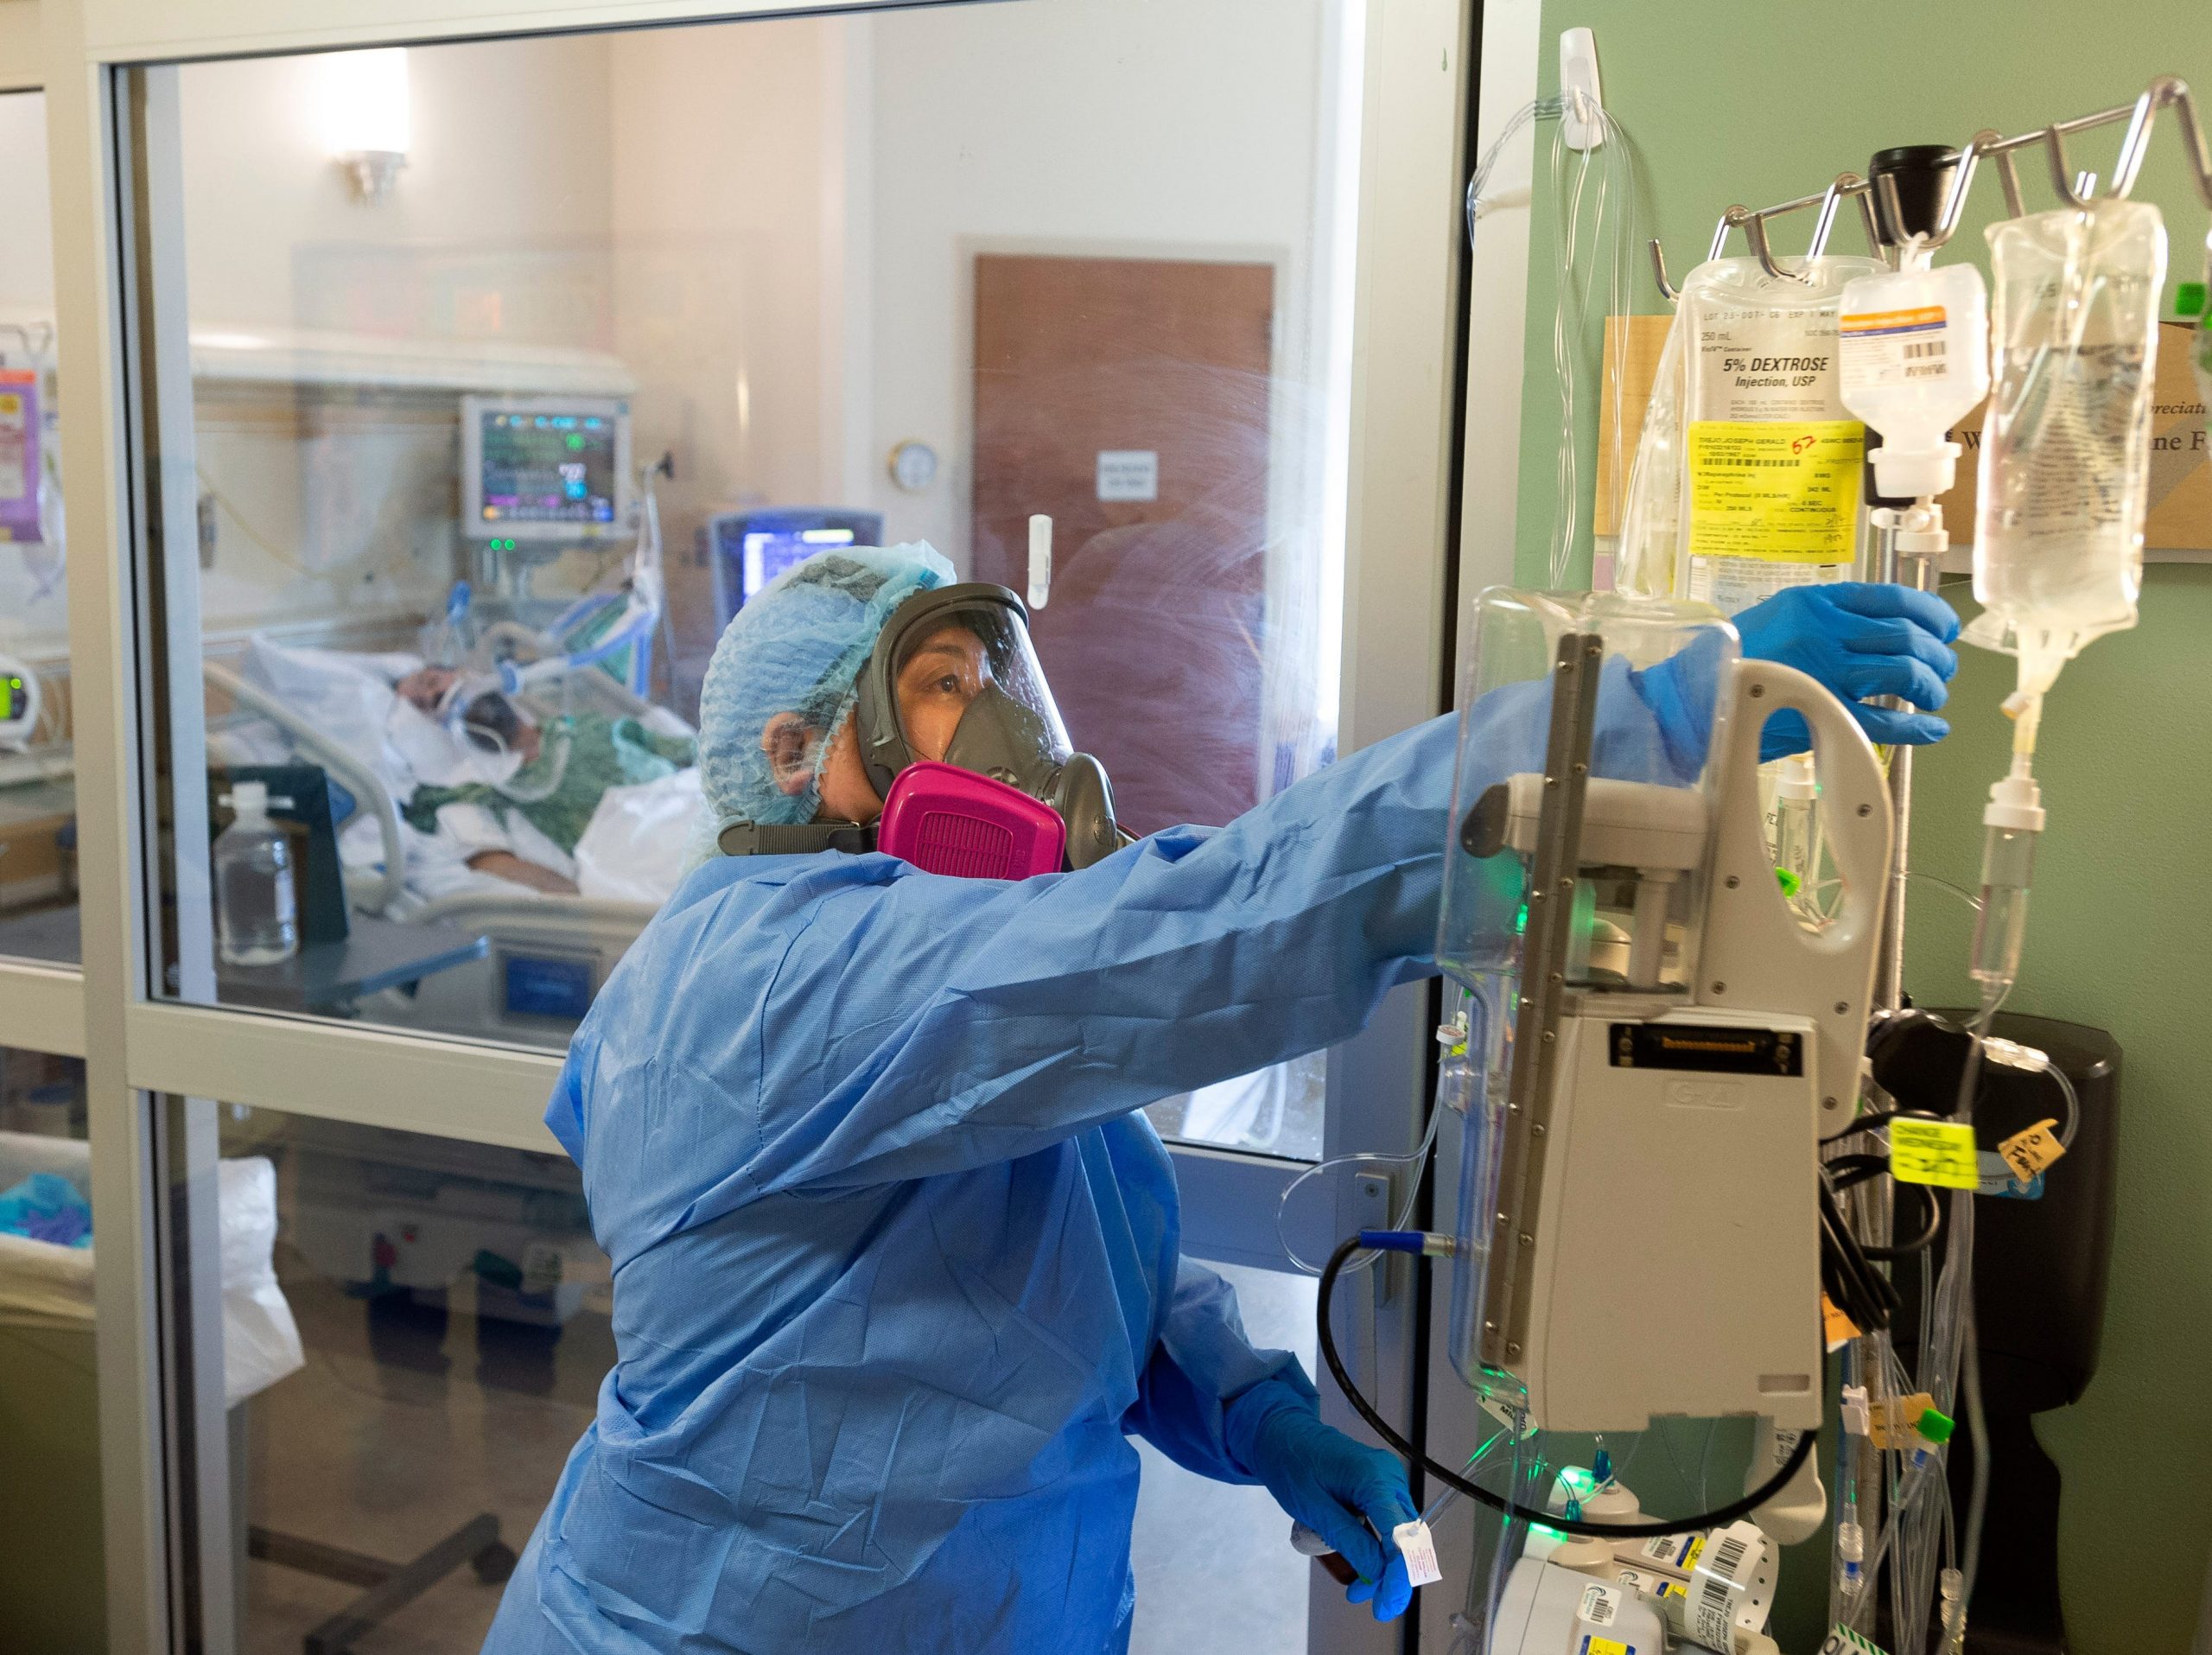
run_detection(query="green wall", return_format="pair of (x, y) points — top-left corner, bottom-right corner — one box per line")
(1505, 9), (2212, 1650)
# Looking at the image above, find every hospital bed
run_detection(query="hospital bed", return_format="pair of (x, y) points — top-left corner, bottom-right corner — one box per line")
(202, 652), (671, 1044)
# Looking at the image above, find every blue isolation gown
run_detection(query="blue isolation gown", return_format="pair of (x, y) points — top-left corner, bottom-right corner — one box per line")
(484, 658), (1707, 1655)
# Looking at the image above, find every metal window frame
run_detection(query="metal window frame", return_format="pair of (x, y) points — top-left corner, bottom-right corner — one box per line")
(37, 0), (1474, 1648)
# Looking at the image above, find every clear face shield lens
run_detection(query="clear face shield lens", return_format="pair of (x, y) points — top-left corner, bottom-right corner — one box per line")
(890, 602), (1072, 782)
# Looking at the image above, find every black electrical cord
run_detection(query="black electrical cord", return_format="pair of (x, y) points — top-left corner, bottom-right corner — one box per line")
(1315, 1236), (1817, 1540)
(1822, 1155), (1946, 1261)
(1860, 1181), (1944, 1262)
(1816, 1172), (1900, 1334)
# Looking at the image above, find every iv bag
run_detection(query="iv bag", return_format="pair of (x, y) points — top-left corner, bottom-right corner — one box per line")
(1673, 255), (1885, 611)
(1968, 201), (2164, 697)
(1612, 312), (1686, 597)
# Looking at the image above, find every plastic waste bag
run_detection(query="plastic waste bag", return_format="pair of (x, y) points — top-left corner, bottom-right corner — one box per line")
(574, 766), (704, 907)
(218, 1156), (304, 1408)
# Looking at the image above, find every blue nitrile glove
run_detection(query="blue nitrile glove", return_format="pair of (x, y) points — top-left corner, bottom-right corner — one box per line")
(1226, 1378), (1418, 1620)
(1734, 582), (1961, 760)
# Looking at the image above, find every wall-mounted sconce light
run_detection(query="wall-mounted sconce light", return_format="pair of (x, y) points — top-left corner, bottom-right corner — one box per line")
(321, 48), (410, 205)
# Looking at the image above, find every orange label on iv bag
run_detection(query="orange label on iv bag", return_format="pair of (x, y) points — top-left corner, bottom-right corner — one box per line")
(1999, 1118), (2066, 1181)
(1687, 419), (1864, 563)
(1838, 306), (1955, 394)
(1821, 1292), (1861, 1352)
(1839, 305), (1947, 335)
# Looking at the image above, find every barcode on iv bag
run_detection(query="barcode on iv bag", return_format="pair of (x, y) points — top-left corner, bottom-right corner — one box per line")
(1902, 340), (1947, 359)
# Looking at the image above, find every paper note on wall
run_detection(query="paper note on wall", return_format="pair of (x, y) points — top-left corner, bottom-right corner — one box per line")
(1096, 449), (1160, 503)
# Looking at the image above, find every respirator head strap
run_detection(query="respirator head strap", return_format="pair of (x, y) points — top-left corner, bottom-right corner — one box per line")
(716, 819), (876, 858)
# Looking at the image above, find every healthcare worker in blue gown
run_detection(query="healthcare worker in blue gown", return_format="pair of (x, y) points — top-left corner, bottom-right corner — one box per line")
(483, 546), (1958, 1654)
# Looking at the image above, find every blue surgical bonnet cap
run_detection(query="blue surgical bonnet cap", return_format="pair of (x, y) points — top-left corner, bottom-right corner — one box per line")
(696, 543), (956, 833)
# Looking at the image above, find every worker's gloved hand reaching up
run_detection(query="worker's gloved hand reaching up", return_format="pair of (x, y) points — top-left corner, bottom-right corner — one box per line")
(1226, 1377), (1418, 1621)
(1734, 581), (1961, 761)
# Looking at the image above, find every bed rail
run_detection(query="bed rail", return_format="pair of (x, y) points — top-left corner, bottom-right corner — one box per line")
(203, 658), (407, 915)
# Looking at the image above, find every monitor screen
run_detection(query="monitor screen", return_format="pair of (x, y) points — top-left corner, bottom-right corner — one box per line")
(461, 396), (630, 541)
(704, 508), (885, 627)
(743, 525), (861, 600)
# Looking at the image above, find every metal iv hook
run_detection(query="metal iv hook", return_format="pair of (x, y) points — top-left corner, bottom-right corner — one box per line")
(1649, 174), (1872, 300)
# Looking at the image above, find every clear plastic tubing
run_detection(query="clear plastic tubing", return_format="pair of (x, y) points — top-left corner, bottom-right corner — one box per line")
(1971, 817), (2039, 996)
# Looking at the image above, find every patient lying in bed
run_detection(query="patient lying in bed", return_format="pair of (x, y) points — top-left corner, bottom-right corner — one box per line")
(218, 637), (702, 907)
(391, 665), (696, 896)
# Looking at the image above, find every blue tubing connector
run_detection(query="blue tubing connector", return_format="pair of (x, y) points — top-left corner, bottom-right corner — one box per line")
(1357, 1229), (1455, 1256)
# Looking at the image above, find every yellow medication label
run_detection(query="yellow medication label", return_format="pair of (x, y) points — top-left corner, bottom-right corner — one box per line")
(1687, 419), (1864, 563)
(1890, 1118), (1979, 1189)
(1582, 1641), (1631, 1655)
(1999, 1118), (2066, 1181)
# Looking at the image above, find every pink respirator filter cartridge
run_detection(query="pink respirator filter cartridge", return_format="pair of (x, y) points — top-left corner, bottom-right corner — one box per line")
(876, 761), (1066, 880)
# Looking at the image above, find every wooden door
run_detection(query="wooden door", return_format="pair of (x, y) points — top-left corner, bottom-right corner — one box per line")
(971, 252), (1275, 835)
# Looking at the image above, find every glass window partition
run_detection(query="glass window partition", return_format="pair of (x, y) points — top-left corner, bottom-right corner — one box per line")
(153, 1099), (1320, 1654)
(131, 3), (1361, 1161)
(178, 1104), (607, 1655)
(0, 92), (78, 967)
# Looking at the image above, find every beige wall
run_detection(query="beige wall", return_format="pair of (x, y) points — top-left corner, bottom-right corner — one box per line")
(0, 89), (51, 309)
(178, 35), (614, 339)
(606, 15), (842, 714)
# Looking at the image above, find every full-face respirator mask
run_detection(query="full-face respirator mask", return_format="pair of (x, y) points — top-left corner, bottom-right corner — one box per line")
(717, 582), (1123, 876)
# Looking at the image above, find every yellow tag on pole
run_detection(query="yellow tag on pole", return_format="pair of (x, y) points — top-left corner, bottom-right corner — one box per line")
(1889, 1119), (1980, 1189)
(1821, 1292), (1861, 1352)
(1999, 1118), (2066, 1182)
